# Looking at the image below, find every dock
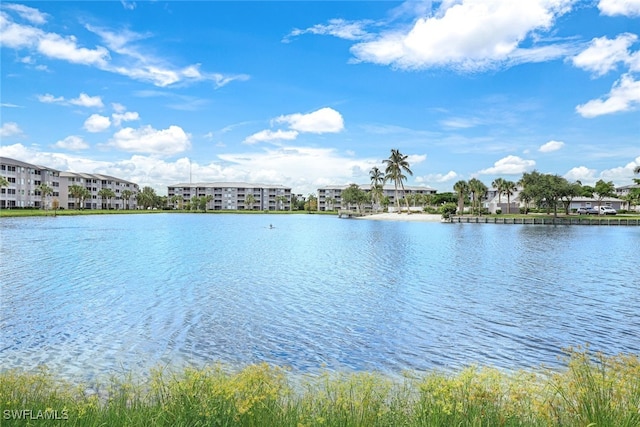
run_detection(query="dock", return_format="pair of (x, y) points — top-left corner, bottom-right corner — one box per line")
(449, 216), (640, 226)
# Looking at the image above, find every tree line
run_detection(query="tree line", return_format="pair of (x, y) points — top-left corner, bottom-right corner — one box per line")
(328, 150), (640, 217)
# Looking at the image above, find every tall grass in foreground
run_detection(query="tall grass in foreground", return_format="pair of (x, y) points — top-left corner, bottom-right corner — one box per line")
(1, 349), (638, 426)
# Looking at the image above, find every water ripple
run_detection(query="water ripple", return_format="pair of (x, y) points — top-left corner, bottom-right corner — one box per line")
(1, 214), (639, 380)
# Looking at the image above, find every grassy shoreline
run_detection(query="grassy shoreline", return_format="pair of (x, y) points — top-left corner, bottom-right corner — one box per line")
(0, 209), (334, 218)
(1, 349), (638, 426)
(3, 208), (640, 221)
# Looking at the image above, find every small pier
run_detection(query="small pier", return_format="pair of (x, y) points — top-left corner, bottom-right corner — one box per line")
(449, 216), (640, 226)
(338, 210), (368, 219)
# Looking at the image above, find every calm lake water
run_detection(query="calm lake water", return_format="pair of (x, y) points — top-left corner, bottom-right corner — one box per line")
(1, 213), (639, 380)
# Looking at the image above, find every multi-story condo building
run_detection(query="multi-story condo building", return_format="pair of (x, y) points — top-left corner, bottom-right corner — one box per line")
(317, 184), (437, 212)
(167, 182), (292, 211)
(0, 157), (61, 209)
(59, 172), (139, 210)
(0, 157), (139, 210)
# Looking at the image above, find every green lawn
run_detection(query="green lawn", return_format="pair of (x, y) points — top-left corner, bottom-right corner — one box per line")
(0, 209), (332, 218)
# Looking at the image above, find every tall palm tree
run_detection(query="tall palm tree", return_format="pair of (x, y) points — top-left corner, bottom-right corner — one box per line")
(491, 177), (506, 205)
(275, 195), (287, 211)
(79, 187), (91, 209)
(634, 165), (640, 174)
(369, 166), (384, 212)
(325, 196), (336, 211)
(468, 178), (488, 215)
(245, 193), (256, 210)
(68, 184), (85, 209)
(503, 180), (517, 214)
(383, 149), (413, 214)
(204, 194), (214, 211)
(121, 189), (133, 210)
(453, 180), (469, 215)
(0, 176), (9, 188)
(36, 183), (53, 210)
(97, 188), (116, 210)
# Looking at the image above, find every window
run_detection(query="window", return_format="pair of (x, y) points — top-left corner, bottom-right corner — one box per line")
(8, 177), (15, 183)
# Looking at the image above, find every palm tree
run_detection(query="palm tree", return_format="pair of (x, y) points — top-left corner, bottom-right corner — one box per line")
(491, 177), (506, 205)
(453, 180), (469, 215)
(325, 196), (336, 212)
(383, 149), (413, 214)
(204, 194), (214, 211)
(68, 184), (85, 209)
(245, 193), (256, 210)
(121, 189), (133, 210)
(0, 176), (9, 188)
(80, 187), (91, 209)
(503, 180), (517, 214)
(634, 165), (640, 174)
(468, 178), (487, 215)
(137, 186), (158, 210)
(97, 188), (116, 210)
(275, 195), (287, 211)
(369, 166), (384, 211)
(36, 183), (53, 210)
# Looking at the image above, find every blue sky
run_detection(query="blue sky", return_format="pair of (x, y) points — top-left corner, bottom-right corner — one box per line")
(1, 0), (639, 196)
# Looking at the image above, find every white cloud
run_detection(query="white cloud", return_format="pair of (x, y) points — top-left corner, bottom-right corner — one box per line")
(350, 0), (575, 71)
(218, 145), (381, 194)
(2, 3), (48, 25)
(539, 140), (565, 152)
(112, 111), (140, 127)
(120, 1), (136, 11)
(599, 156), (640, 183)
(478, 155), (536, 174)
(85, 24), (249, 88)
(598, 0), (640, 17)
(70, 93), (104, 108)
(37, 32), (109, 66)
(0, 142), (383, 195)
(1, 8), (248, 89)
(37, 93), (64, 104)
(274, 107), (344, 133)
(0, 122), (22, 137)
(244, 129), (299, 145)
(83, 114), (111, 133)
(53, 135), (89, 150)
(572, 34), (637, 76)
(0, 12), (42, 49)
(107, 125), (191, 156)
(406, 154), (427, 165)
(576, 73), (640, 117)
(564, 166), (597, 184)
(37, 92), (103, 108)
(416, 170), (458, 183)
(284, 19), (373, 42)
(112, 103), (126, 113)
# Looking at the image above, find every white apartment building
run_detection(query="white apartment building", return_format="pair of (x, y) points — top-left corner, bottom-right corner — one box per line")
(59, 172), (140, 210)
(0, 157), (139, 210)
(0, 157), (61, 209)
(317, 184), (437, 212)
(168, 182), (292, 211)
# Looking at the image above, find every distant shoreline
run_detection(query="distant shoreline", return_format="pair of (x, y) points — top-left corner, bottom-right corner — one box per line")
(356, 212), (443, 222)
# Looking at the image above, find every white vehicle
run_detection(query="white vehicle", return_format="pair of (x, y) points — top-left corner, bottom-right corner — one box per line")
(599, 206), (617, 215)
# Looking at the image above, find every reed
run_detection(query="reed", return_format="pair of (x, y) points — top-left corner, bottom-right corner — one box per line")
(1, 349), (638, 426)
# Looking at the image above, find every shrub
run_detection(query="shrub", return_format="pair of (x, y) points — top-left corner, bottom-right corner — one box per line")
(440, 203), (457, 219)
